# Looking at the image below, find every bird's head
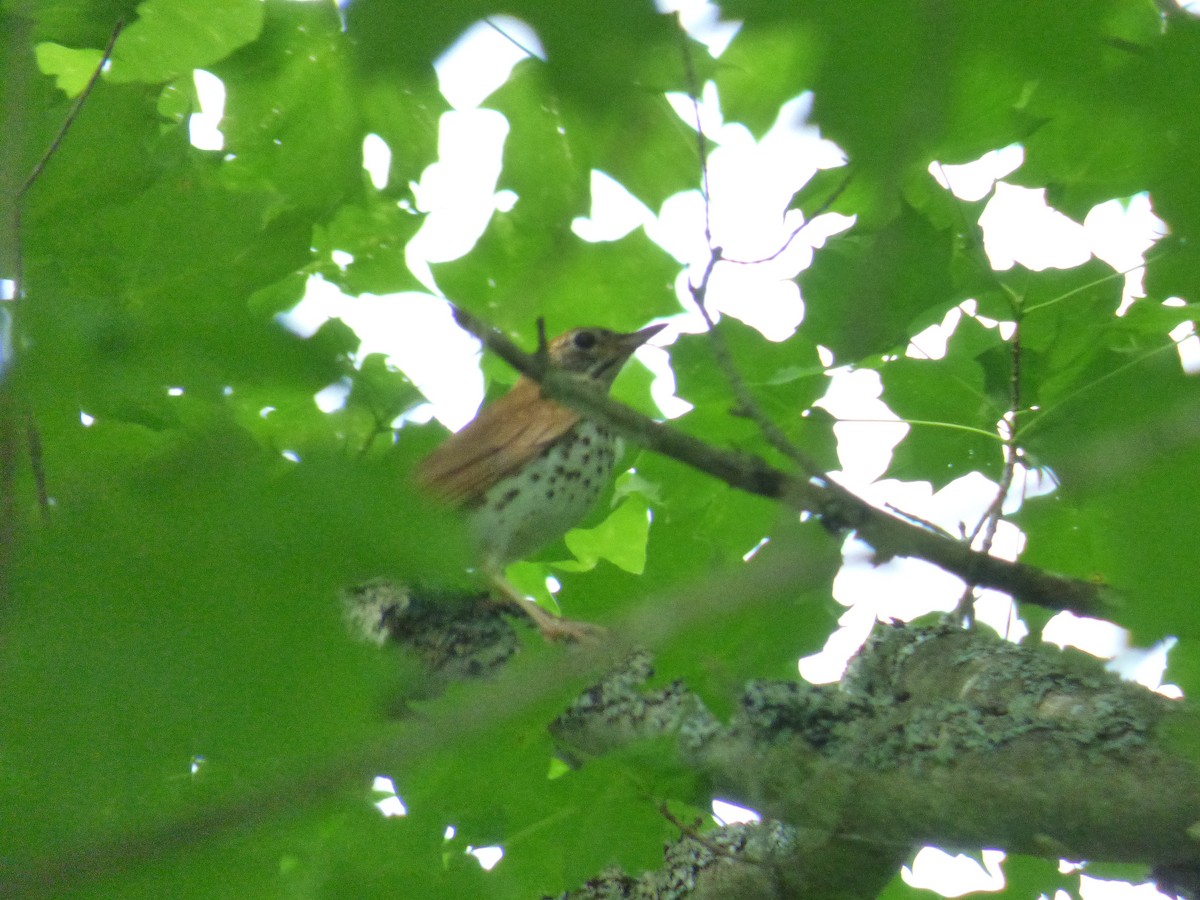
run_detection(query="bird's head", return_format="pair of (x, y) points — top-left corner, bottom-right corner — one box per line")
(546, 323), (666, 388)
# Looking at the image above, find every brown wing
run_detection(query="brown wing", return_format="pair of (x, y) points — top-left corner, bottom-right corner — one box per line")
(414, 378), (581, 508)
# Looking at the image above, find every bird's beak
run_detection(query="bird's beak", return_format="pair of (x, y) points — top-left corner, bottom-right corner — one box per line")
(620, 322), (667, 353)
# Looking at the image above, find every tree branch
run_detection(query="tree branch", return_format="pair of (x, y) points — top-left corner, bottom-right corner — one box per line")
(451, 306), (1105, 616)
(551, 626), (1198, 896)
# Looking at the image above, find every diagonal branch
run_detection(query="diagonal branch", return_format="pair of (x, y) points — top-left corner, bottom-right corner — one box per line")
(451, 306), (1105, 617)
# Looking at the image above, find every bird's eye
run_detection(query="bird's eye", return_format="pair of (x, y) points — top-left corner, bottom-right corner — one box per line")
(573, 330), (597, 350)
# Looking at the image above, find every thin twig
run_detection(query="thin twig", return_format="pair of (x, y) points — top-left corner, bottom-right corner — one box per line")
(484, 17), (542, 61)
(24, 409), (50, 521)
(13, 18), (125, 300)
(974, 322), (1021, 555)
(675, 19), (826, 480)
(837, 417), (1004, 443)
(676, 16), (714, 248)
(535, 316), (550, 364)
(722, 169), (854, 266)
(953, 317), (1022, 625)
(5, 19), (124, 534)
(885, 503), (955, 539)
(17, 19), (125, 199)
(658, 803), (768, 867)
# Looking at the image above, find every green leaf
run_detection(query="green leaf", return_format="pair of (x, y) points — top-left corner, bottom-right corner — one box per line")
(798, 202), (957, 363)
(2, 440), (417, 870)
(33, 41), (103, 96)
(108, 0), (264, 84)
(1010, 258), (1127, 411)
(560, 494), (650, 574)
(1002, 854), (1080, 898)
(525, 4), (705, 207)
(312, 199), (427, 296)
(211, 0), (362, 214)
(1017, 344), (1200, 654)
(434, 224), (679, 338)
(882, 313), (1007, 487)
(876, 873), (943, 899)
(670, 319), (837, 470)
(346, 352), (423, 429)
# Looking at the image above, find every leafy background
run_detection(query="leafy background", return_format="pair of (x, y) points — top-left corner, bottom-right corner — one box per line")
(2, 0), (1199, 897)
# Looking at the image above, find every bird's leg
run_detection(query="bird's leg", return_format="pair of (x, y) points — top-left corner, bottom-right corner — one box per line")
(485, 571), (607, 643)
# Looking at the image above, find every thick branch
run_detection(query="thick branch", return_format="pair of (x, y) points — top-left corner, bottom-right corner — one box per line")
(452, 308), (1105, 617)
(551, 626), (1200, 897)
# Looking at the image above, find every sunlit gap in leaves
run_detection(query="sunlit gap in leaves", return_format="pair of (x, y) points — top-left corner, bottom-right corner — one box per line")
(189, 70), (225, 152)
(443, 825), (504, 873)
(914, 850), (1177, 900)
(269, 18), (541, 431)
(572, 170), (692, 419)
(656, 0), (742, 56)
(1062, 861), (1177, 900)
(712, 798), (759, 826)
(0, 280), (12, 376)
(373, 774), (503, 879)
(436, 17), (544, 110)
(904, 847), (1006, 896)
(1165, 301), (1200, 374)
(1045, 615), (1182, 700)
(371, 775), (407, 818)
(362, 134), (390, 190)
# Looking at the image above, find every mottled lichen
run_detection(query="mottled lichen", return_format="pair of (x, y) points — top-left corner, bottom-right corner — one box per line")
(835, 623), (1171, 770)
(551, 650), (721, 761)
(546, 821), (800, 900)
(340, 578), (519, 685)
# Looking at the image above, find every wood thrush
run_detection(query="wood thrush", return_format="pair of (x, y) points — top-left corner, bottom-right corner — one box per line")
(416, 323), (665, 640)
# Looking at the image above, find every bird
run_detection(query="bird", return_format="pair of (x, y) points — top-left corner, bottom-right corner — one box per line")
(416, 323), (666, 640)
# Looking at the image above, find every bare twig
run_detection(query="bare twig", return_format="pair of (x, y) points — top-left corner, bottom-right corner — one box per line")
(953, 318), (1022, 625)
(0, 388), (16, 615)
(484, 17), (542, 61)
(535, 316), (550, 366)
(658, 803), (767, 866)
(723, 169), (854, 267)
(23, 408), (49, 521)
(885, 503), (955, 539)
(4, 19), (124, 540)
(675, 20), (827, 480)
(13, 18), (125, 300)
(17, 19), (125, 199)
(675, 16), (714, 247)
(974, 323), (1022, 555)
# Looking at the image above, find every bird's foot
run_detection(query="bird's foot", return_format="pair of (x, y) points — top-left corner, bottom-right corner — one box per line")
(516, 600), (607, 643)
(485, 575), (606, 643)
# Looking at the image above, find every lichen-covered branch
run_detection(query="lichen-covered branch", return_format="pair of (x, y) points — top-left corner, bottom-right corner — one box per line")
(549, 626), (1200, 899)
